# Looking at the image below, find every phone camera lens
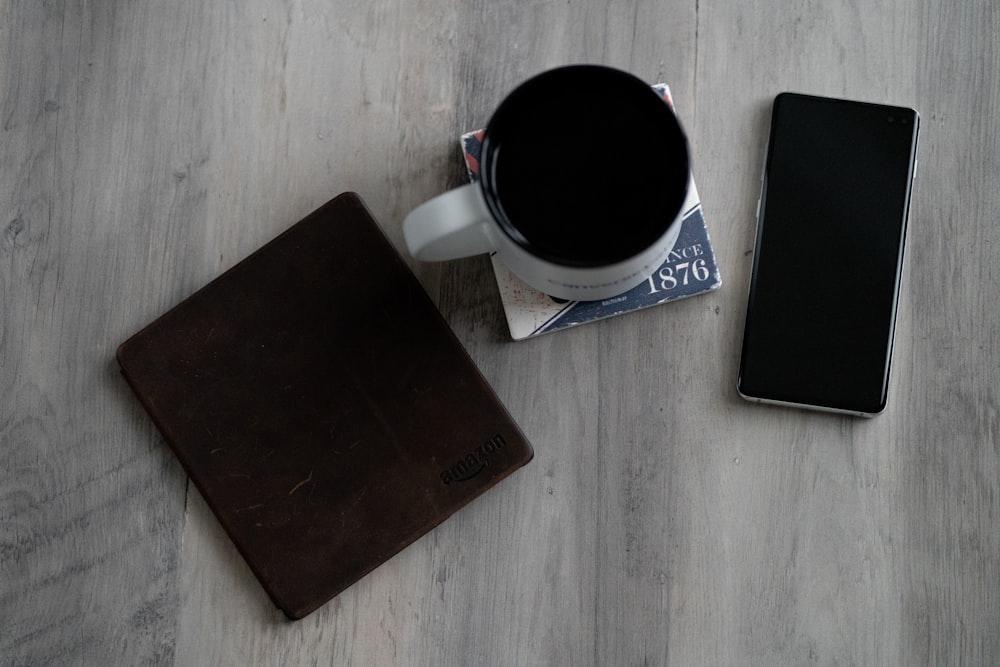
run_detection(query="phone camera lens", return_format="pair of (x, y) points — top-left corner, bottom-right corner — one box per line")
(887, 115), (896, 124)
(901, 117), (909, 125)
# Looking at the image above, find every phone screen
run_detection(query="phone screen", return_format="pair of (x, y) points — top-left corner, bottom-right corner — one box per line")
(738, 93), (919, 415)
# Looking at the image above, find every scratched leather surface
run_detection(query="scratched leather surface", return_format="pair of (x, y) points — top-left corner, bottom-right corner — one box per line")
(117, 193), (533, 619)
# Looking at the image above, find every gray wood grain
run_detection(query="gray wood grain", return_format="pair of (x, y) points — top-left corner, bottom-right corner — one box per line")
(2, 0), (998, 665)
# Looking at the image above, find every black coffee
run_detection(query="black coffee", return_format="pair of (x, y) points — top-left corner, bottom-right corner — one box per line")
(479, 65), (689, 268)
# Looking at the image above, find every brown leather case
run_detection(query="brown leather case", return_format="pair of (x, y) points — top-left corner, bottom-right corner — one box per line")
(117, 192), (533, 619)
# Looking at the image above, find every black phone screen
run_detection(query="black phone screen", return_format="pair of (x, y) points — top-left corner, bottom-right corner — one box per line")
(738, 93), (919, 415)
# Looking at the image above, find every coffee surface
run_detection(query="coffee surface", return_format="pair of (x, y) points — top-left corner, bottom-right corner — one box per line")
(480, 66), (689, 267)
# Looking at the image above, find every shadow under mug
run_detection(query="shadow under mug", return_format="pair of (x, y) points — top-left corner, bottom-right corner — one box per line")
(403, 64), (690, 302)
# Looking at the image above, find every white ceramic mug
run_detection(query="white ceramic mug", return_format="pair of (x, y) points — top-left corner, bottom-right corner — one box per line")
(403, 64), (690, 301)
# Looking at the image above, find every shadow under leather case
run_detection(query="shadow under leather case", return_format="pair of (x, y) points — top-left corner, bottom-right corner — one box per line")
(117, 192), (533, 619)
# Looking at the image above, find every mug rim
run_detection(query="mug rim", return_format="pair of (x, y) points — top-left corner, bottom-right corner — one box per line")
(478, 64), (690, 269)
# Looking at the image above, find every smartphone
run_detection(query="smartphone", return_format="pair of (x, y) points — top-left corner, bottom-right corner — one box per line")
(737, 92), (919, 416)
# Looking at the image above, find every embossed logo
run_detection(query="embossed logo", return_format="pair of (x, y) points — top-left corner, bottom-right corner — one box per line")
(439, 433), (507, 485)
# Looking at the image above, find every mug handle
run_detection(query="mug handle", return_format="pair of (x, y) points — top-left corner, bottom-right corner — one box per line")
(403, 183), (495, 261)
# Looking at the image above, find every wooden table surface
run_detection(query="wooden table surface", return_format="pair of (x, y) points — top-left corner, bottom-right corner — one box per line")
(3, 1), (998, 665)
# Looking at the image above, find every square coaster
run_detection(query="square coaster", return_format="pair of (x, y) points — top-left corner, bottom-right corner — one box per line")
(461, 85), (722, 339)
